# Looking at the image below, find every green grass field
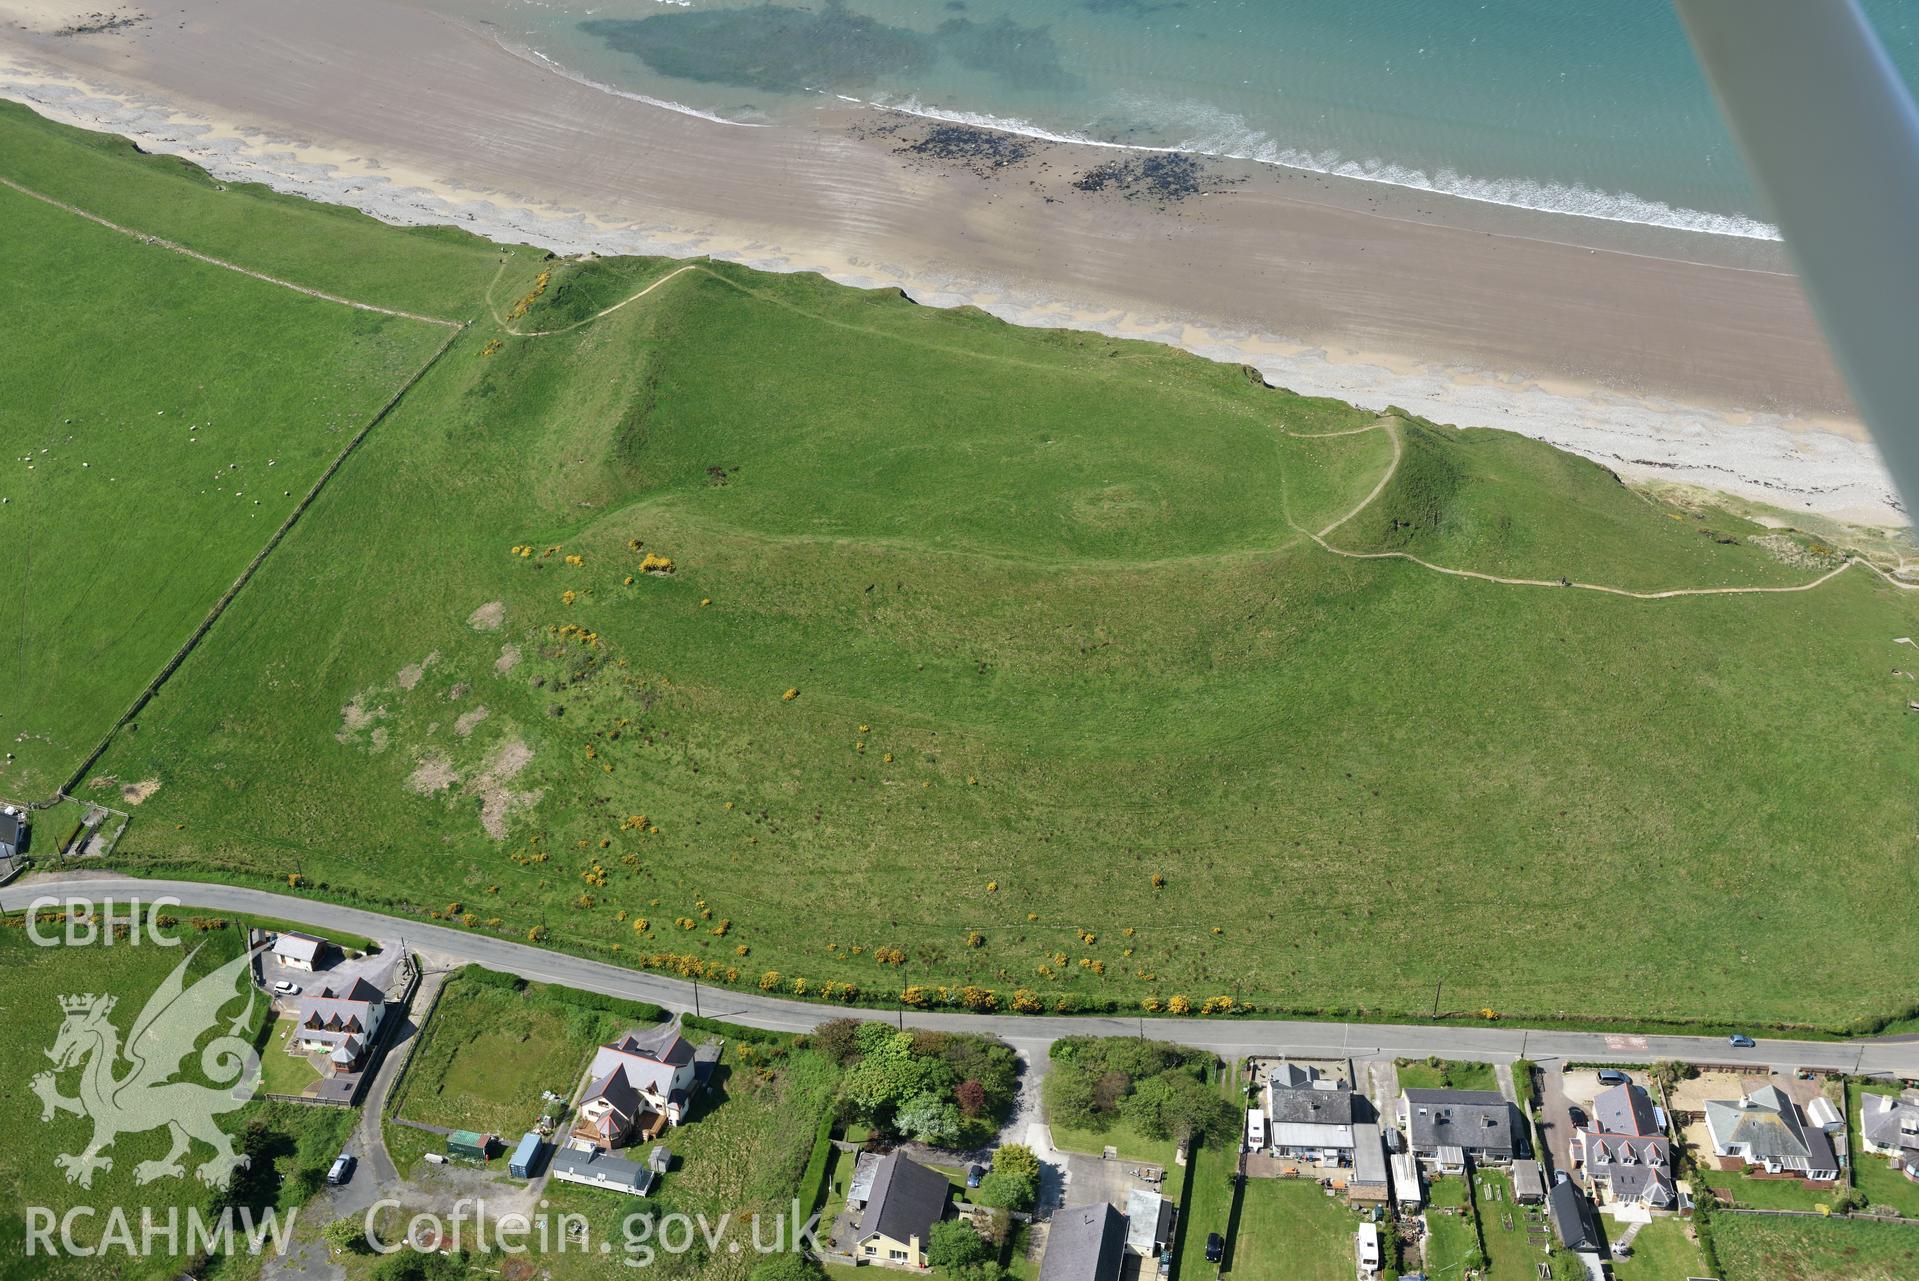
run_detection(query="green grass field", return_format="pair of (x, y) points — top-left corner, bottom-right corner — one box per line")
(1713, 1211), (1919, 1281)
(0, 917), (349, 1281)
(1395, 1059), (1500, 1093)
(1227, 1179), (1363, 1281)
(1608, 1216), (1711, 1281)
(8, 101), (1919, 1031)
(0, 149), (458, 798)
(1470, 1171), (1552, 1279)
(1423, 1176), (1484, 1277)
(383, 969), (650, 1138)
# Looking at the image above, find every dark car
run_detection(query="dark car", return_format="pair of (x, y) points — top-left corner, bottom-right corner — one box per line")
(1597, 1069), (1630, 1086)
(327, 1154), (356, 1186)
(965, 1164), (985, 1189)
(1567, 1106), (1587, 1129)
(1205, 1233), (1224, 1264)
(1729, 1034), (1757, 1049)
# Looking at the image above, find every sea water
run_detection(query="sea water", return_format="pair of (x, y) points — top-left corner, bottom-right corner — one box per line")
(411, 0), (1919, 241)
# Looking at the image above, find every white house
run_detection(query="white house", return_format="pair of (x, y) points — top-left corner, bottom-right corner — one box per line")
(1861, 1092), (1919, 1182)
(1704, 1086), (1839, 1183)
(572, 1016), (698, 1150)
(290, 955), (394, 1073)
(273, 932), (326, 971)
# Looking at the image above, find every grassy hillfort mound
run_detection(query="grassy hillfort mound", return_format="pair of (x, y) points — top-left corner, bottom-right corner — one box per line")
(3, 103), (1916, 1032)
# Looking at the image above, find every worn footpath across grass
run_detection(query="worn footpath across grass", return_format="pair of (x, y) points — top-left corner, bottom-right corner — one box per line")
(0, 158), (459, 798)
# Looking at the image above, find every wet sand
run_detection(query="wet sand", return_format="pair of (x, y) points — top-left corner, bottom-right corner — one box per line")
(0, 0), (1904, 525)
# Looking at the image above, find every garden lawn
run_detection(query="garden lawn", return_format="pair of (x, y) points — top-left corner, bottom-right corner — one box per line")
(1472, 1171), (1548, 1280)
(1704, 1166), (1850, 1212)
(1227, 1179), (1362, 1281)
(1712, 1211), (1919, 1281)
(1396, 1060), (1500, 1093)
(385, 969), (662, 1136)
(1424, 1176), (1483, 1277)
(1170, 1065), (1237, 1281)
(1608, 1216), (1710, 1281)
(1849, 1083), (1919, 1218)
(258, 1017), (324, 1097)
(5, 101), (1914, 1032)
(0, 173), (453, 798)
(1048, 1118), (1181, 1168)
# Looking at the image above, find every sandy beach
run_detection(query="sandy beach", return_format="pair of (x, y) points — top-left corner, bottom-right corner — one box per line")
(0, 0), (1904, 526)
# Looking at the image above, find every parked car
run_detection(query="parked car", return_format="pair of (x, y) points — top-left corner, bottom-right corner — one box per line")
(1205, 1233), (1224, 1264)
(965, 1164), (985, 1189)
(1597, 1069), (1630, 1086)
(273, 980), (301, 995)
(1568, 1106), (1587, 1129)
(327, 1154), (356, 1186)
(1729, 1034), (1757, 1048)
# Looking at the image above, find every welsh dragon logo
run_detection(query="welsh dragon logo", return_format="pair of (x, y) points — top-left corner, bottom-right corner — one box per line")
(30, 943), (264, 1188)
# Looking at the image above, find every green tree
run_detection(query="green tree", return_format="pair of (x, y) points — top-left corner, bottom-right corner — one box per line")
(976, 1167), (1036, 1211)
(928, 1220), (995, 1280)
(897, 1091), (964, 1145)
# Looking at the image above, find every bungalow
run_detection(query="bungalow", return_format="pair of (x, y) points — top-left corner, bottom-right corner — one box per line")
(1265, 1074), (1357, 1162)
(290, 958), (393, 1073)
(1399, 1090), (1520, 1165)
(273, 932), (327, 972)
(1570, 1082), (1674, 1209)
(855, 1154), (951, 1269)
(1124, 1188), (1176, 1259)
(1703, 1085), (1839, 1184)
(549, 1145), (657, 1196)
(1548, 1181), (1602, 1254)
(1860, 1091), (1919, 1181)
(1038, 1204), (1127, 1281)
(572, 1016), (699, 1150)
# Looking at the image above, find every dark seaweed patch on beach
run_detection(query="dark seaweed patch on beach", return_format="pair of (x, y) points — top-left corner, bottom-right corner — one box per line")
(1071, 152), (1237, 205)
(580, 1), (933, 94)
(898, 124), (1040, 176)
(935, 17), (1082, 93)
(53, 9), (148, 36)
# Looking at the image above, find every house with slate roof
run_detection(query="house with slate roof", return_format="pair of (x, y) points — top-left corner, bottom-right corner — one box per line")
(1548, 1180), (1602, 1254)
(1570, 1081), (1675, 1208)
(855, 1153), (951, 1269)
(1704, 1085), (1839, 1183)
(290, 953), (396, 1073)
(1860, 1091), (1919, 1183)
(1038, 1204), (1126, 1281)
(1398, 1089), (1520, 1166)
(572, 1015), (700, 1150)
(1265, 1071), (1358, 1162)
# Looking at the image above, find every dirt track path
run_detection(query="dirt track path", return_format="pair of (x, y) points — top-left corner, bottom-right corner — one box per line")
(490, 260), (702, 336)
(0, 174), (461, 327)
(1305, 416), (1919, 600)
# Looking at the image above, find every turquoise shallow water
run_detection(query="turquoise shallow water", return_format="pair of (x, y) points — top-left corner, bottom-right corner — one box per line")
(421, 0), (1919, 239)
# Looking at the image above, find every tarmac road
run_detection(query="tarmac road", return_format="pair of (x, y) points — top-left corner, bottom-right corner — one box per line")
(7, 874), (1916, 1078)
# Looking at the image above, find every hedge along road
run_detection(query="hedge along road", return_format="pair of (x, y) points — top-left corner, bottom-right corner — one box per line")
(6, 875), (1916, 1077)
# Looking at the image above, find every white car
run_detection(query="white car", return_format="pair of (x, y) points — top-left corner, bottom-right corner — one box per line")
(273, 980), (302, 995)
